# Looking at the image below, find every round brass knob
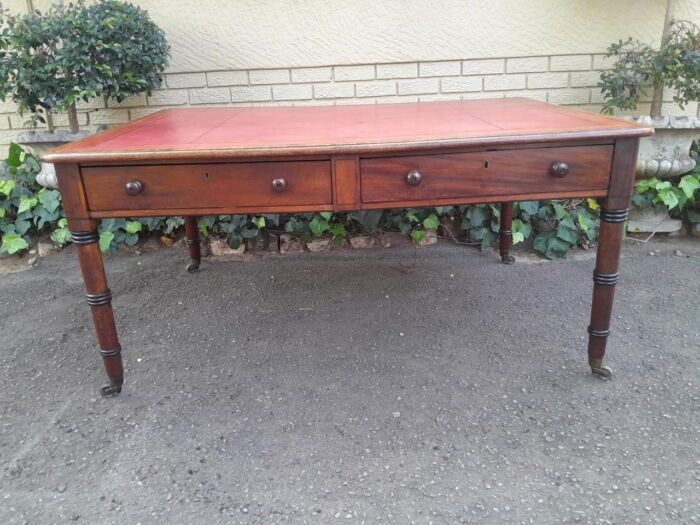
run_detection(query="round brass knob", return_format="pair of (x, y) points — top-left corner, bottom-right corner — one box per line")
(406, 171), (422, 186)
(550, 161), (569, 178)
(271, 178), (287, 192)
(125, 181), (143, 195)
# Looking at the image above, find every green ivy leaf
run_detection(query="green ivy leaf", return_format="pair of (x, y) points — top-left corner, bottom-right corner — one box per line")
(1, 232), (29, 254)
(37, 189), (61, 213)
(658, 188), (680, 210)
(6, 143), (25, 169)
(17, 195), (38, 214)
(125, 220), (143, 234)
(329, 222), (347, 243)
(422, 214), (439, 230)
(0, 179), (16, 197)
(556, 224), (578, 245)
(308, 215), (330, 237)
(410, 229), (426, 243)
(320, 212), (333, 220)
(678, 174), (700, 199)
(519, 201), (539, 216)
(251, 216), (266, 229)
(99, 231), (114, 252)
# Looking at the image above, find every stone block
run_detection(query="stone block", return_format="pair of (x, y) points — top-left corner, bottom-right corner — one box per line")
(280, 233), (304, 254)
(349, 235), (376, 249)
(209, 238), (246, 256)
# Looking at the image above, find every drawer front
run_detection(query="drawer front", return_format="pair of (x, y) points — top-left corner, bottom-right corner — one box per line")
(82, 160), (332, 211)
(360, 146), (613, 204)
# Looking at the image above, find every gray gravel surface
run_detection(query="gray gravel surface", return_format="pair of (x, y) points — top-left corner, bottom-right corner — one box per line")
(1, 238), (699, 524)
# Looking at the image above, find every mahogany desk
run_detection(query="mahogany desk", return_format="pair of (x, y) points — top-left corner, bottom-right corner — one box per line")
(44, 98), (653, 397)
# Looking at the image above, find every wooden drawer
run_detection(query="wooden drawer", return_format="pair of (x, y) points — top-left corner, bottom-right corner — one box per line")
(360, 145), (613, 204)
(82, 160), (332, 211)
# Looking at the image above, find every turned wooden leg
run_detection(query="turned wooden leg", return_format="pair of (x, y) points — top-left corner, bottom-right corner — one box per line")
(587, 207), (628, 380)
(72, 229), (124, 397)
(499, 202), (515, 264)
(184, 216), (201, 273)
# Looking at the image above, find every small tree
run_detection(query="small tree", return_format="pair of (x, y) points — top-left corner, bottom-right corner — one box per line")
(598, 14), (700, 119)
(0, 0), (169, 133)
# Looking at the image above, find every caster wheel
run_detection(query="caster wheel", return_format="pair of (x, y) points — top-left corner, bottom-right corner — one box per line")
(186, 261), (200, 273)
(100, 377), (123, 398)
(100, 384), (122, 397)
(591, 366), (613, 381)
(501, 254), (515, 265)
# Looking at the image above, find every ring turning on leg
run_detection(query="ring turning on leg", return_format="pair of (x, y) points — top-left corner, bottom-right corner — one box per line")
(184, 216), (201, 272)
(72, 228), (124, 396)
(586, 207), (628, 380)
(499, 202), (515, 264)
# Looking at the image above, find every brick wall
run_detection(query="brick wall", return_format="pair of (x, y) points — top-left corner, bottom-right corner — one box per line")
(2, 52), (694, 151)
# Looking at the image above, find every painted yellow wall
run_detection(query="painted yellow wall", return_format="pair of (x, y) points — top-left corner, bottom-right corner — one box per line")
(8, 1), (699, 72)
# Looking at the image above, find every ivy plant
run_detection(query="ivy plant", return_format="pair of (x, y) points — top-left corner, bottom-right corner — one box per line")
(0, 144), (61, 254)
(0, 0), (169, 132)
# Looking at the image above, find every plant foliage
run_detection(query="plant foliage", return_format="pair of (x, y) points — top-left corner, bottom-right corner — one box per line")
(0, 0), (169, 128)
(598, 20), (700, 115)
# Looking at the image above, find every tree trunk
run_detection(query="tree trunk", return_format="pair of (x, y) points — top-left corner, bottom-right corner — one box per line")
(650, 79), (665, 119)
(45, 110), (54, 133)
(67, 102), (79, 134)
(650, 0), (675, 118)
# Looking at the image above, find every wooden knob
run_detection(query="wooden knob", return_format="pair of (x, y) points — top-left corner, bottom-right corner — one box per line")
(406, 171), (422, 186)
(271, 178), (287, 192)
(125, 181), (143, 195)
(550, 161), (569, 178)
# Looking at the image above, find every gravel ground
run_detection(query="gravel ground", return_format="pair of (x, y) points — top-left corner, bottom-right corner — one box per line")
(1, 237), (699, 524)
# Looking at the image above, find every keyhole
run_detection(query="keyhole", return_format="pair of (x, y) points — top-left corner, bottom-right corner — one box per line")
(484, 160), (489, 169)
(204, 172), (209, 181)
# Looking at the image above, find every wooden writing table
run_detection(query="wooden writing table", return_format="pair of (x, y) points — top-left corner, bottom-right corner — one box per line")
(44, 98), (653, 396)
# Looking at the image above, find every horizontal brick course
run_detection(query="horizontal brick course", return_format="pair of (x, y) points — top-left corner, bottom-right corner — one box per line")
(313, 82), (355, 99)
(377, 63), (418, 79)
(398, 78), (439, 95)
(419, 61), (461, 77)
(462, 59), (505, 75)
(507, 57), (548, 73)
(3, 51), (694, 149)
(550, 55), (592, 71)
(484, 74), (526, 91)
(206, 71), (248, 87)
(166, 73), (206, 89)
(571, 71), (602, 88)
(148, 89), (189, 106)
(548, 88), (591, 105)
(527, 72), (568, 89)
(356, 80), (396, 97)
(249, 69), (290, 85)
(291, 67), (333, 83)
(189, 88), (231, 105)
(230, 86), (272, 102)
(272, 84), (313, 101)
(334, 65), (375, 81)
(441, 76), (482, 93)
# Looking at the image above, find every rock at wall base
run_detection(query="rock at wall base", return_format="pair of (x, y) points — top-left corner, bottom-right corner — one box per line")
(209, 237), (246, 256)
(418, 229), (438, 246)
(349, 235), (376, 249)
(279, 233), (304, 254)
(627, 206), (682, 234)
